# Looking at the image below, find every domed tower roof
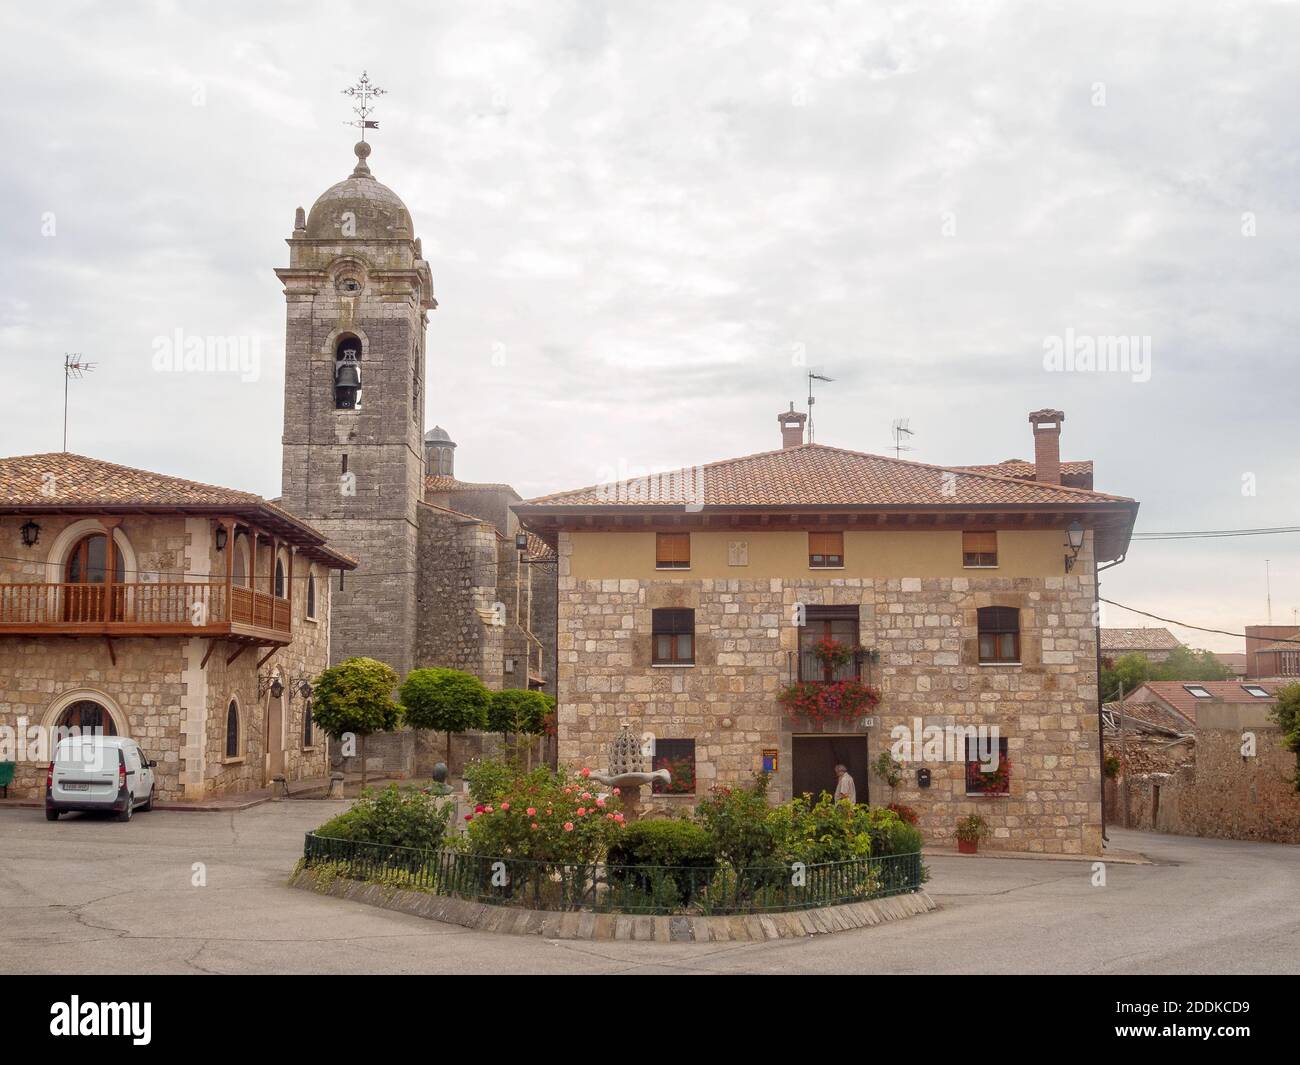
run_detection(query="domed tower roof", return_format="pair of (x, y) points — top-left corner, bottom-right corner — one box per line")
(305, 142), (413, 240)
(424, 426), (455, 445)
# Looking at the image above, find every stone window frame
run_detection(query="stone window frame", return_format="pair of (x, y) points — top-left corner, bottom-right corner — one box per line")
(964, 736), (1010, 797)
(651, 607), (695, 664)
(977, 606), (1021, 664)
(650, 738), (696, 796)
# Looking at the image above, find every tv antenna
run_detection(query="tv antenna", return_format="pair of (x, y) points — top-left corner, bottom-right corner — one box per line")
(63, 353), (96, 451)
(890, 418), (915, 459)
(806, 371), (833, 442)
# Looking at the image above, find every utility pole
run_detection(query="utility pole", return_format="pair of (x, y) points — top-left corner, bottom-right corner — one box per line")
(1266, 559), (1273, 623)
(1117, 680), (1129, 830)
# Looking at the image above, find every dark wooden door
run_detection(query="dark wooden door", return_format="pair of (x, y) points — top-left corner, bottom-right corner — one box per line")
(791, 735), (869, 804)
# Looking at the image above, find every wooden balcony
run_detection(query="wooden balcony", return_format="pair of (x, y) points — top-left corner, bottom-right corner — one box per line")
(0, 581), (291, 645)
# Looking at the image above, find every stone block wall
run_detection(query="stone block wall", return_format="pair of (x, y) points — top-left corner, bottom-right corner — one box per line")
(556, 531), (1104, 854)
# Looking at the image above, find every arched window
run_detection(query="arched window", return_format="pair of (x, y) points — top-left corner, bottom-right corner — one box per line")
(334, 336), (362, 409)
(57, 699), (118, 737)
(274, 557), (286, 599)
(225, 699), (240, 758)
(63, 533), (125, 621)
(306, 573), (317, 620)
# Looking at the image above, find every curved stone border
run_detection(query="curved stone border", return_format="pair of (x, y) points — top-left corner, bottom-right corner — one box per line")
(289, 867), (937, 941)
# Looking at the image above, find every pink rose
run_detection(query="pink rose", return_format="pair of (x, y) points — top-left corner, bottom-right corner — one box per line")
(500, 802), (510, 811)
(531, 823), (539, 830)
(526, 807), (537, 817)
(595, 797), (606, 808)
(614, 813), (625, 824)
(464, 814), (473, 821)
(580, 792), (592, 800)
(613, 787), (621, 796)
(474, 804), (485, 814)
(577, 808), (587, 816)
(580, 767), (591, 778)
(563, 822), (574, 832)
(606, 813), (615, 820)
(484, 805), (494, 813)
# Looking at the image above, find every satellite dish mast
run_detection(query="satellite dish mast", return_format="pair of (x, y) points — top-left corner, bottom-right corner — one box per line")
(890, 418), (915, 459)
(806, 371), (833, 442)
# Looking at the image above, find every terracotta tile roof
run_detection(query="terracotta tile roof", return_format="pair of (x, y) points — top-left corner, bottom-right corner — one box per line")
(424, 475), (519, 497)
(1124, 680), (1280, 726)
(525, 531), (555, 562)
(952, 459), (1094, 489)
(1101, 627), (1182, 653)
(519, 443), (1133, 509)
(0, 453), (356, 568)
(1211, 652), (1247, 676)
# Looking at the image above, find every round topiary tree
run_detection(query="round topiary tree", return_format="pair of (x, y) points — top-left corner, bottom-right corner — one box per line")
(487, 688), (554, 768)
(310, 657), (401, 790)
(400, 667), (490, 773)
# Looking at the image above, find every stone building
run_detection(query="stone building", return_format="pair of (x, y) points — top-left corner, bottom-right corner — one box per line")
(517, 408), (1140, 854)
(277, 142), (555, 774)
(0, 453), (355, 800)
(1099, 627), (1182, 664)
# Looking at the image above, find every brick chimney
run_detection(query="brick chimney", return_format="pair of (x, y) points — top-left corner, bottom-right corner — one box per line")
(778, 403), (808, 448)
(1028, 409), (1064, 484)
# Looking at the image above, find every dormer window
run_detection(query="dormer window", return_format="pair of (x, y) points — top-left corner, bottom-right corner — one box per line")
(334, 337), (362, 409)
(1241, 684), (1270, 698)
(1183, 684), (1212, 699)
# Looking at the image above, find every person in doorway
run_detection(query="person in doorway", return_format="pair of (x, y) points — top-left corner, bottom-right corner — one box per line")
(833, 763), (856, 805)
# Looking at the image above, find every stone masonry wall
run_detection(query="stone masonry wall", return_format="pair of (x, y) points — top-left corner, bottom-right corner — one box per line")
(556, 530), (1104, 855)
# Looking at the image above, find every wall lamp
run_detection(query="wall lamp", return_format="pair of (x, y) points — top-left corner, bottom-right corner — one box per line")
(515, 531), (529, 552)
(215, 525), (229, 551)
(20, 520), (41, 547)
(1064, 520), (1085, 572)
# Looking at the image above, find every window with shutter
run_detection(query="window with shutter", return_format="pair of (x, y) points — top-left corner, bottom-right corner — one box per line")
(655, 532), (691, 569)
(962, 530), (998, 567)
(808, 531), (844, 568)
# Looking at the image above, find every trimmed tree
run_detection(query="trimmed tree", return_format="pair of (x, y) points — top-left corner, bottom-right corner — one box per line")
(487, 689), (554, 768)
(310, 657), (401, 790)
(400, 667), (490, 772)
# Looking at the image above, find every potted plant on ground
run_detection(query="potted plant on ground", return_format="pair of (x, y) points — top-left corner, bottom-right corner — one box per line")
(955, 814), (988, 854)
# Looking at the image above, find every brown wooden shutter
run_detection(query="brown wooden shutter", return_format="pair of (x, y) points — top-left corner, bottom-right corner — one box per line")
(656, 532), (690, 566)
(808, 532), (844, 557)
(962, 531), (997, 554)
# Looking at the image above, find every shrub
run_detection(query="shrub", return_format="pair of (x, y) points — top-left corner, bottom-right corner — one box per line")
(769, 791), (874, 865)
(400, 668), (490, 768)
(862, 806), (924, 856)
(486, 689), (552, 740)
(310, 657), (402, 788)
(462, 765), (625, 866)
(606, 818), (716, 909)
(314, 784), (453, 850)
(1273, 683), (1300, 790)
(955, 814), (988, 844)
(463, 758), (516, 805)
(695, 774), (783, 874)
(1103, 754), (1121, 780)
(886, 802), (919, 826)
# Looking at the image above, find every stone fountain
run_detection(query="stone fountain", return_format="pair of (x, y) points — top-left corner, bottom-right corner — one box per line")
(588, 722), (670, 821)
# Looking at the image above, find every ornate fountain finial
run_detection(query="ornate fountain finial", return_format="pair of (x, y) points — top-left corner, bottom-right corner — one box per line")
(609, 722), (645, 776)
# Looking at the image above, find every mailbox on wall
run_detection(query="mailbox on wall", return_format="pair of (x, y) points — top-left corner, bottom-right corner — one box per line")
(917, 768), (931, 788)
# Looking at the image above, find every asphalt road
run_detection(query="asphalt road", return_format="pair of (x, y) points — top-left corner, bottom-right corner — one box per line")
(1, 801), (1296, 974)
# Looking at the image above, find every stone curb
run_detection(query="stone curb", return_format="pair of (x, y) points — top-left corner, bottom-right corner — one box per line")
(289, 868), (937, 941)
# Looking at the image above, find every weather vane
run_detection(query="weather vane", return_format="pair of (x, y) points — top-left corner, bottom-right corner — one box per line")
(342, 71), (385, 141)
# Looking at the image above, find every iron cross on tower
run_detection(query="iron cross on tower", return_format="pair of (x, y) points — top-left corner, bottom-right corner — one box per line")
(342, 71), (385, 141)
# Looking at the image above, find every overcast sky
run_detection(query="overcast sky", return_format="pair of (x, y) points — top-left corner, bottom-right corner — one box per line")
(3, 0), (1298, 651)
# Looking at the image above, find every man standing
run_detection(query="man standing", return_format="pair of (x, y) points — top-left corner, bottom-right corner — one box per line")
(833, 763), (856, 804)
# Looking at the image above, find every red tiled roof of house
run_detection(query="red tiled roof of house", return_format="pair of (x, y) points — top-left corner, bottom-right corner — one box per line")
(952, 459), (1093, 488)
(1124, 680), (1280, 726)
(1212, 652), (1248, 676)
(0, 453), (357, 568)
(1101, 627), (1182, 653)
(519, 443), (1133, 509)
(424, 475), (520, 497)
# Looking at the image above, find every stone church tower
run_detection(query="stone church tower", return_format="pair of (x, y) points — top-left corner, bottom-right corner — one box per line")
(277, 141), (435, 678)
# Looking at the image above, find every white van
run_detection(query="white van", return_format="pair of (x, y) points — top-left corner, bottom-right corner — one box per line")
(46, 736), (156, 822)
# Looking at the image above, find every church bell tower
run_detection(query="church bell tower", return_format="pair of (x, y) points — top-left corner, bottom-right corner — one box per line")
(277, 133), (434, 678)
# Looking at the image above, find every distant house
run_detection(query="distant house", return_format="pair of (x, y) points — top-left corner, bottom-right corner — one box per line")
(1106, 679), (1299, 844)
(1100, 627), (1182, 663)
(1211, 652), (1247, 678)
(1244, 625), (1300, 680)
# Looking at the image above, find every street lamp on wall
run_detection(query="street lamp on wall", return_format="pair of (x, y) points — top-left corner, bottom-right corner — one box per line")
(20, 520), (40, 547)
(1064, 520), (1085, 572)
(215, 525), (228, 551)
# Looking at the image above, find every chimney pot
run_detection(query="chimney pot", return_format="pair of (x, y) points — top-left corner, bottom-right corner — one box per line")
(1028, 409), (1064, 485)
(778, 403), (808, 449)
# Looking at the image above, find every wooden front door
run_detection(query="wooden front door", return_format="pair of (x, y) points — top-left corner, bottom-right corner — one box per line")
(63, 534), (125, 621)
(265, 695), (284, 783)
(792, 735), (869, 804)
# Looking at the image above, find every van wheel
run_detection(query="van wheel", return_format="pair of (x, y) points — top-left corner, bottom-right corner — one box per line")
(142, 786), (155, 812)
(45, 809), (59, 821)
(117, 795), (133, 822)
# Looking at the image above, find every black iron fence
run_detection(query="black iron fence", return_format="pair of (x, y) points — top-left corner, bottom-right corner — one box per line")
(302, 833), (923, 916)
